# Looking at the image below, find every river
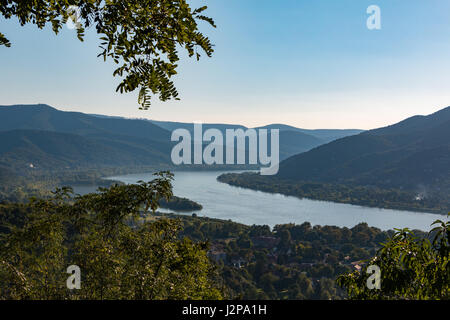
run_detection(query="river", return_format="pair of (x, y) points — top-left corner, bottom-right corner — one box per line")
(75, 170), (448, 232)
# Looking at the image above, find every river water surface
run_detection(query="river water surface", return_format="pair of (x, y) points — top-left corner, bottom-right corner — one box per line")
(78, 170), (447, 231)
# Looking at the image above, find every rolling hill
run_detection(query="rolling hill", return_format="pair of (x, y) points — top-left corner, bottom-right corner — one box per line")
(151, 120), (363, 144)
(0, 129), (171, 171)
(217, 107), (450, 213)
(0, 105), (175, 171)
(149, 119), (361, 160)
(277, 106), (450, 192)
(0, 104), (171, 141)
(256, 124), (363, 143)
(0, 105), (363, 170)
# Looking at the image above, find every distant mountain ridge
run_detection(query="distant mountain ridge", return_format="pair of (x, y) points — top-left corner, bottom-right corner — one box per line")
(0, 129), (171, 172)
(149, 119), (363, 160)
(217, 107), (450, 213)
(0, 104), (363, 172)
(256, 124), (363, 143)
(277, 106), (450, 192)
(0, 104), (170, 141)
(150, 120), (363, 144)
(0, 104), (174, 171)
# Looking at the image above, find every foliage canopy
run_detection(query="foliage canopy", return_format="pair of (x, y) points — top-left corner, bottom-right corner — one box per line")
(0, 0), (215, 109)
(337, 214), (450, 300)
(0, 171), (222, 299)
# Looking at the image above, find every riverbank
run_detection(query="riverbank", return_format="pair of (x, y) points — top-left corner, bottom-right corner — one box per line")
(107, 170), (443, 231)
(217, 172), (449, 215)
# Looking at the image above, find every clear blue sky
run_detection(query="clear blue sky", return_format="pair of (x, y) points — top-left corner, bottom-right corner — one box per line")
(2, 0), (450, 129)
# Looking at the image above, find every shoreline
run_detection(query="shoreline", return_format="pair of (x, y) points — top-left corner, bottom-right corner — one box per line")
(216, 173), (448, 216)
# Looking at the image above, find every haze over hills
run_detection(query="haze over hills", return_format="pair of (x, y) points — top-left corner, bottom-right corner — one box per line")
(150, 120), (363, 143)
(0, 104), (174, 170)
(277, 106), (450, 193)
(0, 129), (170, 172)
(0, 104), (171, 141)
(1, 104), (448, 213)
(149, 119), (362, 160)
(0, 104), (363, 172)
(256, 124), (363, 143)
(150, 120), (327, 160)
(217, 106), (450, 213)
(149, 119), (247, 135)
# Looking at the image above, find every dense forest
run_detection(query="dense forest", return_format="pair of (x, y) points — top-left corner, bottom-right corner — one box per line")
(159, 196), (203, 212)
(277, 107), (450, 191)
(217, 107), (450, 215)
(218, 172), (449, 214)
(0, 105), (360, 170)
(174, 213), (399, 299)
(1, 177), (447, 300)
(0, 174), (223, 299)
(0, 166), (138, 203)
(1, 0), (448, 302)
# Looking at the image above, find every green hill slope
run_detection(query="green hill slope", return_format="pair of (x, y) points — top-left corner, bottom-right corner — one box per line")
(150, 119), (364, 161)
(218, 107), (450, 213)
(0, 104), (171, 141)
(0, 130), (170, 171)
(278, 107), (450, 192)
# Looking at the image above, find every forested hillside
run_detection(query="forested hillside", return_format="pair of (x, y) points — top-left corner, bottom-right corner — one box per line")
(0, 104), (361, 174)
(219, 107), (450, 213)
(278, 107), (450, 192)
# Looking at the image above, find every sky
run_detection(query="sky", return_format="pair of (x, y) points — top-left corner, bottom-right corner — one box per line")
(2, 0), (450, 129)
